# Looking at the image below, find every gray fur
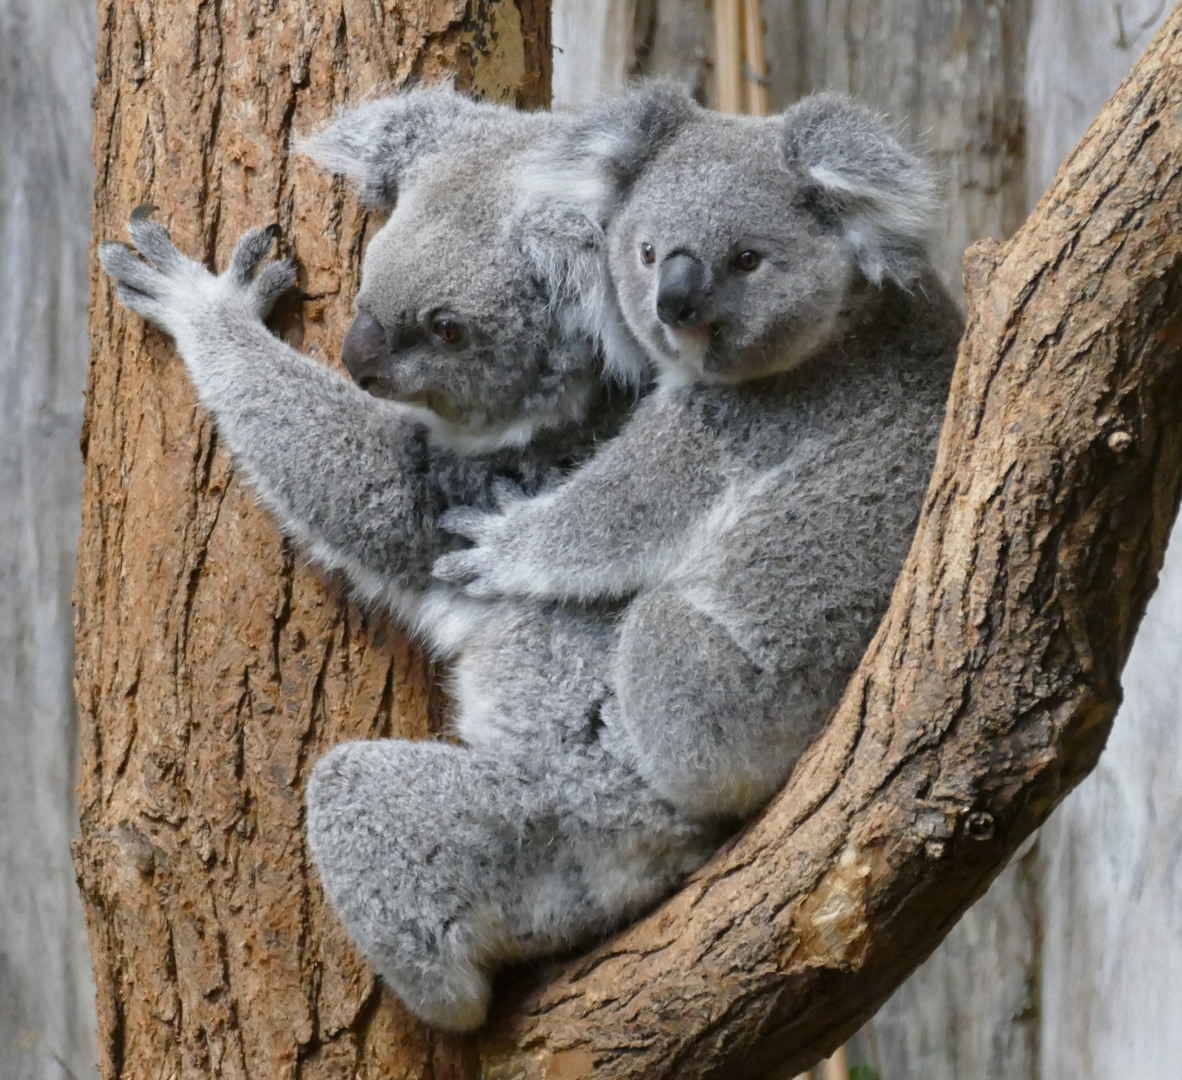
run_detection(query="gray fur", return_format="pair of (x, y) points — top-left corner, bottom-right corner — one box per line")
(98, 89), (720, 1033)
(436, 86), (964, 820)
(307, 602), (719, 1030)
(100, 85), (962, 1032)
(99, 88), (645, 652)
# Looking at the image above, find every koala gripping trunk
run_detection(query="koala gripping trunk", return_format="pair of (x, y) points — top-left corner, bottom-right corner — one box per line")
(77, 3), (1182, 1080)
(76, 3), (548, 1079)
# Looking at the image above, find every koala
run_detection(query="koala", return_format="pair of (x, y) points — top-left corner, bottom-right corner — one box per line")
(99, 88), (720, 1033)
(436, 85), (966, 822)
(101, 88), (649, 657)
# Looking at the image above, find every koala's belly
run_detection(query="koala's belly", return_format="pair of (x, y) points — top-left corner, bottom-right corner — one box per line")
(447, 600), (621, 754)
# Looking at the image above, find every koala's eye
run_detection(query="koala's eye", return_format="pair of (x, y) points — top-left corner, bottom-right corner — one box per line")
(429, 314), (466, 349)
(733, 250), (762, 272)
(640, 243), (656, 266)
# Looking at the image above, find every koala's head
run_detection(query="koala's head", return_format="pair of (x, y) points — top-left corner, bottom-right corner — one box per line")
(300, 88), (645, 450)
(531, 84), (939, 386)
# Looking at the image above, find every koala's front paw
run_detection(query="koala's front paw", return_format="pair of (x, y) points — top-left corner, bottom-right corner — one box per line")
(433, 504), (525, 600)
(98, 208), (297, 341)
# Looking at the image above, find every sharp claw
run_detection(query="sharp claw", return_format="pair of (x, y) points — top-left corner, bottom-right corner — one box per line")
(131, 203), (158, 223)
(265, 223), (281, 241)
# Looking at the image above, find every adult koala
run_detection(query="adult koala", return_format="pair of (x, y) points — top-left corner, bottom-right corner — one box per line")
(100, 87), (717, 1034)
(437, 85), (965, 821)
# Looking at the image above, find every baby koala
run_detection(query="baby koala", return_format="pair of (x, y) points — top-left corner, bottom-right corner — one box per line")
(437, 85), (965, 821)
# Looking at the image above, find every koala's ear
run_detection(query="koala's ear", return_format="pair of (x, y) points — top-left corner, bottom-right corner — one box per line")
(521, 80), (697, 221)
(297, 87), (481, 210)
(783, 93), (939, 288)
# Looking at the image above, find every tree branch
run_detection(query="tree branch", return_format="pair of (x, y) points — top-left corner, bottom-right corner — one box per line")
(478, 8), (1182, 1077)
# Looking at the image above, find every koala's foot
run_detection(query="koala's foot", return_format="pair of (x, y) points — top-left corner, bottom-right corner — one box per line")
(306, 733), (716, 1031)
(99, 210), (297, 342)
(306, 739), (510, 1032)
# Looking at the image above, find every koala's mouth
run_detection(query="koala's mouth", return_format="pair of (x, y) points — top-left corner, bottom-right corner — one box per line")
(662, 322), (716, 367)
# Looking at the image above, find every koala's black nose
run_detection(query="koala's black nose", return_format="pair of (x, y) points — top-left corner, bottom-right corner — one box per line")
(341, 310), (387, 388)
(656, 253), (708, 328)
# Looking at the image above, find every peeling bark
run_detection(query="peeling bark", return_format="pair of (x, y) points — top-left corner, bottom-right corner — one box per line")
(476, 10), (1182, 1078)
(75, 3), (548, 1079)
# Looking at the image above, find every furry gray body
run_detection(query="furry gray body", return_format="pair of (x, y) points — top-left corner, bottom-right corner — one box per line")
(101, 85), (962, 1032)
(436, 88), (965, 820)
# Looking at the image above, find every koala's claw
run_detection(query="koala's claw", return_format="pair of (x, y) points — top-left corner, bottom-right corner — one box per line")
(98, 240), (165, 296)
(100, 213), (299, 334)
(252, 257), (299, 311)
(433, 506), (522, 598)
(227, 228), (298, 314)
(229, 226), (281, 283)
(433, 549), (500, 599)
(438, 505), (492, 543)
(127, 212), (186, 272)
(491, 477), (527, 509)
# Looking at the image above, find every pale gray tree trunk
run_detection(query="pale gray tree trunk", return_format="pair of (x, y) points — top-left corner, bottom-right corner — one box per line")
(553, 0), (638, 107)
(766, 0), (1034, 296)
(1025, 6), (1180, 1079)
(0, 0), (97, 1078)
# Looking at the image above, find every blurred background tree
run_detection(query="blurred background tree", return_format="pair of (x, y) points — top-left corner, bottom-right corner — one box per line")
(2, 1), (1180, 1078)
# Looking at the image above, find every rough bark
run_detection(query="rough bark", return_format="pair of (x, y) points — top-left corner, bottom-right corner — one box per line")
(1025, 22), (1182, 1077)
(1, 0), (98, 1077)
(870, 6), (1179, 1078)
(476, 10), (1182, 1078)
(74, 4), (549, 1080)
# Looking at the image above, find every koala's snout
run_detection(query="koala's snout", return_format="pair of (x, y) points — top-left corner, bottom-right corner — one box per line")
(656, 253), (709, 329)
(341, 310), (387, 389)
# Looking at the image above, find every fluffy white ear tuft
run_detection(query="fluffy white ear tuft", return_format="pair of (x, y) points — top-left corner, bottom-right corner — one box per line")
(518, 79), (697, 223)
(784, 93), (940, 288)
(297, 86), (481, 210)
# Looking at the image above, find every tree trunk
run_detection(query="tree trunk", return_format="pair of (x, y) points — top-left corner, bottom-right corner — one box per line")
(869, 6), (1178, 1078)
(74, 4), (548, 1079)
(552, 0), (636, 107)
(764, 0), (1032, 298)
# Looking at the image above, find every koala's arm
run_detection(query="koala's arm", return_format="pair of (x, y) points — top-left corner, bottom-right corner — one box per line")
(435, 393), (728, 603)
(100, 214), (507, 638)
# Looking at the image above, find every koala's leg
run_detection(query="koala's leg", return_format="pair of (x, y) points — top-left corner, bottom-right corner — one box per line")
(99, 217), (508, 635)
(613, 587), (821, 821)
(308, 739), (516, 1031)
(307, 735), (716, 1031)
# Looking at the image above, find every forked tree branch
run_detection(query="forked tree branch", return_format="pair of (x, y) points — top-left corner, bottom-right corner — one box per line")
(478, 8), (1182, 1077)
